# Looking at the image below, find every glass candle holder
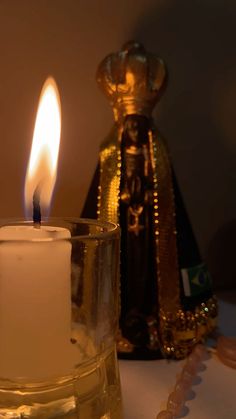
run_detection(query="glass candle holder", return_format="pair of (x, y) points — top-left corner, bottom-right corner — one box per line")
(0, 218), (122, 419)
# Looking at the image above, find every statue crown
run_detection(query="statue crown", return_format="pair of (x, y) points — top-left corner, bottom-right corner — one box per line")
(96, 41), (166, 121)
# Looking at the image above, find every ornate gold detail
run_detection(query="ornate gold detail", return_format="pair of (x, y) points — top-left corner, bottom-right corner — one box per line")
(160, 296), (218, 359)
(97, 127), (122, 224)
(116, 330), (134, 353)
(149, 130), (180, 315)
(147, 316), (160, 351)
(96, 41), (166, 121)
(128, 205), (144, 236)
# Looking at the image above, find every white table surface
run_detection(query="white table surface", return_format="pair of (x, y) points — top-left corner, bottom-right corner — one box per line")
(119, 292), (236, 419)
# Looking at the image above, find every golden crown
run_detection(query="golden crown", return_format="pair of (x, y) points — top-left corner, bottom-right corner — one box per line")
(96, 41), (166, 121)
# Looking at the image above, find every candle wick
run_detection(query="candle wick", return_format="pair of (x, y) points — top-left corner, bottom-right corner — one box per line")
(33, 185), (41, 228)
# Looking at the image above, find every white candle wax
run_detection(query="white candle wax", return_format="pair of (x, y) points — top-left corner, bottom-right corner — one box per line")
(0, 225), (74, 381)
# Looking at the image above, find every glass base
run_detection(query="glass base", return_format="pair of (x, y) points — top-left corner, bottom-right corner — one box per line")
(0, 345), (122, 419)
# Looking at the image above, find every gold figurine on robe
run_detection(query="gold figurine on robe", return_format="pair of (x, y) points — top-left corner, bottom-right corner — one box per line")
(82, 41), (217, 359)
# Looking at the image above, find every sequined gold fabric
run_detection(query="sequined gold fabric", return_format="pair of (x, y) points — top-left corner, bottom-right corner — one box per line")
(149, 130), (180, 315)
(97, 127), (121, 224)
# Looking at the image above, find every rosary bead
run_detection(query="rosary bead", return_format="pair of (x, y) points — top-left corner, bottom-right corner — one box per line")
(181, 367), (194, 382)
(194, 344), (207, 359)
(184, 359), (198, 375)
(175, 378), (191, 395)
(156, 410), (173, 419)
(217, 354), (236, 369)
(188, 352), (201, 364)
(218, 336), (236, 349)
(217, 336), (236, 361)
(167, 390), (184, 416)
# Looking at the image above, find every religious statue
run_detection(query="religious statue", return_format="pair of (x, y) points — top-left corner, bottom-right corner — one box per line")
(82, 41), (217, 359)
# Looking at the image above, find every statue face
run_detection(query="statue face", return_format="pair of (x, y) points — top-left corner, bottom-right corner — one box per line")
(126, 119), (139, 144)
(123, 115), (149, 146)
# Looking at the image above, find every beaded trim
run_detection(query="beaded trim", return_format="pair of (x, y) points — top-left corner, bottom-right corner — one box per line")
(160, 296), (218, 359)
(149, 130), (180, 315)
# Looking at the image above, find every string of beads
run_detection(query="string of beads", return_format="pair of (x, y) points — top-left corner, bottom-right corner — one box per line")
(156, 344), (208, 419)
(156, 336), (236, 418)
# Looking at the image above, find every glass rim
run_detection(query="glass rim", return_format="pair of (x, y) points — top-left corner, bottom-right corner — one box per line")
(0, 217), (120, 243)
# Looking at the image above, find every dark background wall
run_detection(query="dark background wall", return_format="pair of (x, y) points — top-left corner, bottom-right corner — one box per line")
(0, 0), (235, 288)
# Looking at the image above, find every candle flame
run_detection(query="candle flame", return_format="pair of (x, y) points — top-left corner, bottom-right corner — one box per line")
(24, 77), (61, 218)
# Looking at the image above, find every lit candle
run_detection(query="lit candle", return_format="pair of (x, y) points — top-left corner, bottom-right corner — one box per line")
(0, 78), (74, 381)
